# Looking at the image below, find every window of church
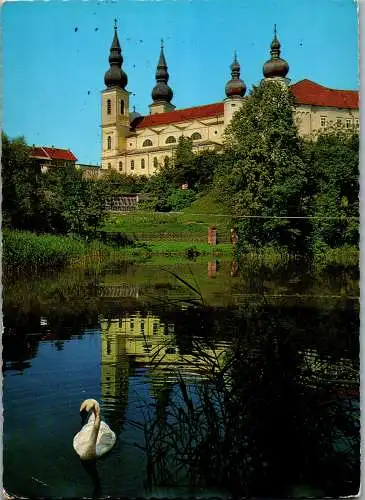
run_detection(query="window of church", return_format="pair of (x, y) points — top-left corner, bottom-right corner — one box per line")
(143, 139), (153, 147)
(191, 132), (202, 141)
(355, 119), (359, 128)
(141, 159), (145, 169)
(107, 136), (112, 150)
(336, 118), (342, 125)
(108, 163), (111, 170)
(107, 99), (111, 114)
(131, 160), (135, 170)
(120, 100), (124, 115)
(153, 157), (158, 168)
(346, 118), (352, 129)
(165, 136), (176, 144)
(214, 130), (218, 134)
(320, 116), (326, 127)
(119, 161), (123, 171)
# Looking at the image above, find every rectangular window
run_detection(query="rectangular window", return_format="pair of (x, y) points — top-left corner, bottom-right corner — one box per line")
(107, 99), (111, 115)
(355, 118), (359, 128)
(320, 116), (326, 127)
(346, 118), (352, 129)
(141, 159), (145, 169)
(336, 118), (342, 125)
(131, 160), (134, 170)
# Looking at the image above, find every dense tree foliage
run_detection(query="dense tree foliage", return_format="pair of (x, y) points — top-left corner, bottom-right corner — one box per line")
(99, 170), (148, 197)
(212, 82), (359, 257)
(2, 133), (46, 231)
(143, 137), (220, 211)
(2, 133), (108, 237)
(42, 165), (108, 236)
(216, 81), (311, 255)
(303, 126), (359, 253)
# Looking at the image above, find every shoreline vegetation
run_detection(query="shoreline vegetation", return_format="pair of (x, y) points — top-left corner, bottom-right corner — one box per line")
(3, 224), (359, 278)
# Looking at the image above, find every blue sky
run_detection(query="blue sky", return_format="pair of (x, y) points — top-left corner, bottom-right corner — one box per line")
(3, 0), (358, 165)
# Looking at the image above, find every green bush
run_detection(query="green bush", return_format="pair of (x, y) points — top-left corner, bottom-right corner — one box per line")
(167, 189), (197, 211)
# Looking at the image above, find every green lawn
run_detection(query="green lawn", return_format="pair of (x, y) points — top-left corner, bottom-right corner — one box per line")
(103, 193), (233, 243)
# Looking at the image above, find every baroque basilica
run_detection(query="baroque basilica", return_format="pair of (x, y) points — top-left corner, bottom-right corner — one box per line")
(101, 24), (359, 176)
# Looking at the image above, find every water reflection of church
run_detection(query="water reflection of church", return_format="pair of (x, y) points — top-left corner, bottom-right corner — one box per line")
(99, 312), (225, 428)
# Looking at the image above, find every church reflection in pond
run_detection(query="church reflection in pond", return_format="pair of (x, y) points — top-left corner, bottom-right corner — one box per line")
(99, 312), (226, 428)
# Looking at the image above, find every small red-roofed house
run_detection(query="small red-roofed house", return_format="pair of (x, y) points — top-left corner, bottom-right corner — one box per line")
(30, 146), (78, 172)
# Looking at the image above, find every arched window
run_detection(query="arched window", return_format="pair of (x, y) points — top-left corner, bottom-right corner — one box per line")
(107, 163), (111, 170)
(153, 157), (158, 168)
(165, 136), (176, 144)
(120, 100), (124, 115)
(107, 99), (112, 115)
(191, 132), (202, 141)
(130, 160), (135, 170)
(119, 161), (123, 171)
(142, 139), (153, 147)
(107, 136), (112, 150)
(141, 159), (145, 169)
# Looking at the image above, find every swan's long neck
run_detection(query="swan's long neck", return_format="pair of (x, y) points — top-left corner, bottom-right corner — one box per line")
(90, 403), (101, 448)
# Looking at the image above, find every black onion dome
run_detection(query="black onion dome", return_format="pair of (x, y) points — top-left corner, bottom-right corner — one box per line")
(263, 25), (289, 79)
(151, 40), (173, 103)
(225, 52), (246, 98)
(104, 24), (128, 88)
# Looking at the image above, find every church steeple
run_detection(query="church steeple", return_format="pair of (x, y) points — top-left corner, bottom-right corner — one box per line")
(225, 51), (246, 98)
(150, 39), (175, 114)
(151, 39), (173, 104)
(104, 20), (128, 89)
(262, 24), (289, 82)
(101, 20), (131, 171)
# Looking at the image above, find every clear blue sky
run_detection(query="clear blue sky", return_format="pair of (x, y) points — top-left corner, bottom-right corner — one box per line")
(3, 0), (358, 165)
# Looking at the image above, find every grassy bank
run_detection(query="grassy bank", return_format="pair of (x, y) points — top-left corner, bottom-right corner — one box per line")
(3, 230), (112, 275)
(103, 207), (232, 243)
(124, 241), (232, 257)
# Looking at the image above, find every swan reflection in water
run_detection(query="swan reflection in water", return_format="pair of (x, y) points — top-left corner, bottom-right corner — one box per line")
(74, 398), (116, 497)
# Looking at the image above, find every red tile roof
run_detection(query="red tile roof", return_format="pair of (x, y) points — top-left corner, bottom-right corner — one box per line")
(290, 79), (359, 109)
(135, 102), (224, 129)
(30, 146), (77, 162)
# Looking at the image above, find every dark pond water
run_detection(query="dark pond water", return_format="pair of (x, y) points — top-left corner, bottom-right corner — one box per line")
(3, 258), (360, 498)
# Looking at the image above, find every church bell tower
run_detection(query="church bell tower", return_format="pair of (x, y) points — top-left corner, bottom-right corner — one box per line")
(101, 20), (131, 170)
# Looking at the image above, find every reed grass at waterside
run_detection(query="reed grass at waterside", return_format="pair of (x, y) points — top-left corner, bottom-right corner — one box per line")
(3, 230), (112, 275)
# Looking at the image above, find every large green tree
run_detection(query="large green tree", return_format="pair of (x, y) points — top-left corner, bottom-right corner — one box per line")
(2, 133), (47, 231)
(42, 165), (108, 237)
(217, 81), (311, 255)
(303, 125), (359, 252)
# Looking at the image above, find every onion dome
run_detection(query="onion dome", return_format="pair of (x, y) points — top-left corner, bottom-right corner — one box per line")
(151, 39), (173, 103)
(104, 20), (128, 89)
(225, 51), (246, 98)
(263, 25), (289, 79)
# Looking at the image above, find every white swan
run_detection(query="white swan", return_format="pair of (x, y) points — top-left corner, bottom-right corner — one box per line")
(73, 399), (116, 460)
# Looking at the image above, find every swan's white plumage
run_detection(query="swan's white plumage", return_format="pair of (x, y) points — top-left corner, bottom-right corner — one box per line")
(73, 399), (116, 460)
